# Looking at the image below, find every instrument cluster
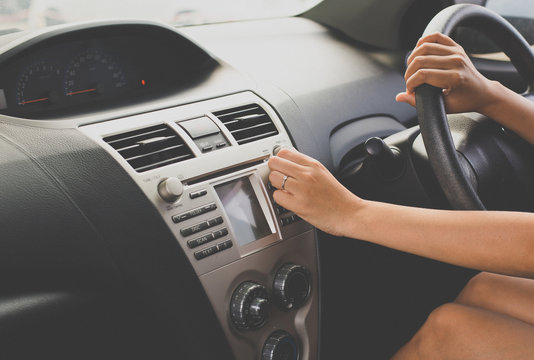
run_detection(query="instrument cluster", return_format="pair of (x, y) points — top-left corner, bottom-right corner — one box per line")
(0, 24), (217, 119)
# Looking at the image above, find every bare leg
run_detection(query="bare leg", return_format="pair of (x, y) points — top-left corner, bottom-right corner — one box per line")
(455, 272), (534, 325)
(391, 303), (534, 360)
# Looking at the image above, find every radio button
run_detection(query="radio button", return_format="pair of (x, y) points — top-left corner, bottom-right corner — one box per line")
(202, 203), (217, 212)
(213, 228), (228, 239)
(172, 212), (192, 223)
(181, 216), (224, 237)
(181, 221), (209, 236)
(194, 245), (219, 260)
(189, 207), (205, 217)
(217, 239), (233, 251)
(280, 215), (302, 227)
(190, 189), (208, 199)
(187, 233), (215, 248)
(208, 216), (223, 227)
(172, 203), (217, 224)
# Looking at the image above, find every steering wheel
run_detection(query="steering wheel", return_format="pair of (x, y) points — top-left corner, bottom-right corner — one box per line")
(416, 4), (534, 210)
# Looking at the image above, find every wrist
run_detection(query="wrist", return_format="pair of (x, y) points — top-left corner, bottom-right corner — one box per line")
(478, 79), (507, 116)
(339, 195), (371, 239)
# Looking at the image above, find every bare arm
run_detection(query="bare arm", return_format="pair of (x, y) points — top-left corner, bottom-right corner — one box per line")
(396, 32), (534, 145)
(267, 33), (534, 279)
(480, 82), (534, 145)
(357, 200), (534, 279)
(268, 150), (534, 279)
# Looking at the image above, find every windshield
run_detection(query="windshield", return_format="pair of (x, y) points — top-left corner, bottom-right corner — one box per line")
(0, 0), (322, 33)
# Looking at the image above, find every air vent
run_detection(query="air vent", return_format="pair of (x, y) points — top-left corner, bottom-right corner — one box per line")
(213, 104), (278, 145)
(103, 124), (194, 172)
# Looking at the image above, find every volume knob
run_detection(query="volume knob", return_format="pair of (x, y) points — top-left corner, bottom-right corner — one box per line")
(158, 177), (183, 203)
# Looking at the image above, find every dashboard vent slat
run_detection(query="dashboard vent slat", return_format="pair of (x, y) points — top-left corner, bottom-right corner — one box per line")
(213, 104), (278, 145)
(103, 124), (194, 172)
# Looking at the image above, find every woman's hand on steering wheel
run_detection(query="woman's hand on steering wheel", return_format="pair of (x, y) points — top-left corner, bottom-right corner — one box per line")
(396, 32), (498, 115)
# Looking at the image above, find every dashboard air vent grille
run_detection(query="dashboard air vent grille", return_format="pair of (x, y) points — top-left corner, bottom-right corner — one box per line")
(103, 124), (194, 172)
(213, 104), (278, 145)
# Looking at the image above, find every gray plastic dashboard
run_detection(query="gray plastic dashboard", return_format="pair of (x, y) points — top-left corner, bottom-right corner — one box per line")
(0, 16), (417, 360)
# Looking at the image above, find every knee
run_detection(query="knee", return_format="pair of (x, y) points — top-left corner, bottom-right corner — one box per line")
(456, 272), (496, 305)
(409, 303), (466, 359)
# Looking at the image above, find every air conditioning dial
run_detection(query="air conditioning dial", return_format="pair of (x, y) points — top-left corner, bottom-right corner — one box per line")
(273, 263), (311, 310)
(262, 330), (299, 360)
(230, 281), (269, 330)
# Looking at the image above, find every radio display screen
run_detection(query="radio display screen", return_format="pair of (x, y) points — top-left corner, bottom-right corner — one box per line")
(215, 177), (271, 247)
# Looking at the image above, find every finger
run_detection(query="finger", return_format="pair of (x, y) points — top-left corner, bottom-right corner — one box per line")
(268, 170), (296, 192)
(395, 92), (416, 107)
(405, 54), (464, 81)
(272, 189), (297, 212)
(416, 32), (457, 48)
(275, 148), (317, 167)
(405, 68), (457, 93)
(268, 155), (308, 179)
(407, 42), (457, 65)
(268, 170), (284, 188)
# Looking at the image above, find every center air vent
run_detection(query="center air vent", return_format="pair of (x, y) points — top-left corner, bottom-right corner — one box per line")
(103, 124), (194, 172)
(213, 104), (278, 145)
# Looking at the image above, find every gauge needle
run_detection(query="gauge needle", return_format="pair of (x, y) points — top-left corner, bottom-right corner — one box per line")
(66, 88), (97, 96)
(19, 97), (49, 105)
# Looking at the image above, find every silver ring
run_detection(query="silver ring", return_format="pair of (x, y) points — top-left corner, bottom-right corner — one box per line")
(281, 175), (288, 190)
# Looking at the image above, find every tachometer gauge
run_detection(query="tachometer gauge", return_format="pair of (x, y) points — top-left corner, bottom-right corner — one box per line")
(16, 63), (62, 107)
(64, 49), (126, 97)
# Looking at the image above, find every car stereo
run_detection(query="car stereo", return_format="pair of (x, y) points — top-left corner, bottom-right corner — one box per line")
(81, 91), (319, 360)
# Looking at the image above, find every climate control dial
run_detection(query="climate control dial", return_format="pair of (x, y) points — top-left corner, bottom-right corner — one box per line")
(273, 263), (311, 310)
(230, 281), (269, 330)
(262, 330), (299, 360)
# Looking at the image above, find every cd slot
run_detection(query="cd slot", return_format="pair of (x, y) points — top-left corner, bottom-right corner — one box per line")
(186, 158), (267, 185)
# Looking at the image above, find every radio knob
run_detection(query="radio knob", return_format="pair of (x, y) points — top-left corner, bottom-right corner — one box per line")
(272, 145), (294, 156)
(230, 281), (269, 330)
(273, 263), (311, 310)
(157, 177), (183, 203)
(262, 330), (299, 360)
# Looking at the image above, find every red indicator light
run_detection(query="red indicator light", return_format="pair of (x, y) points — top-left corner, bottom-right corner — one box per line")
(141, 80), (146, 86)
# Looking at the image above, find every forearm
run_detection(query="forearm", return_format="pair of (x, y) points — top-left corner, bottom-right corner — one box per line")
(346, 199), (534, 278)
(481, 80), (534, 145)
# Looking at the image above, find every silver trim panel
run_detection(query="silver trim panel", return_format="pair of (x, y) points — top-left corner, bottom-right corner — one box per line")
(81, 91), (319, 360)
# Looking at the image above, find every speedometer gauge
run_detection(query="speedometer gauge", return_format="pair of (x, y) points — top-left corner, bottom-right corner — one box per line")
(64, 49), (126, 97)
(16, 63), (62, 107)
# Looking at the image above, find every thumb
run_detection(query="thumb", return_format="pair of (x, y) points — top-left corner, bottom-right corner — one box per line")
(395, 92), (416, 107)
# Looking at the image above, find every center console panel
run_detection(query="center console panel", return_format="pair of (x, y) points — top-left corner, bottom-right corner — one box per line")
(81, 91), (319, 360)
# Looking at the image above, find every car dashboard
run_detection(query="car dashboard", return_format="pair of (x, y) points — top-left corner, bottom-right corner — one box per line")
(0, 16), (419, 360)
(0, 20), (325, 360)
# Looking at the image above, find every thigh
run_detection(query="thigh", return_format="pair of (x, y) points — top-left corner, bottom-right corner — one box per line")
(393, 303), (534, 360)
(456, 272), (534, 325)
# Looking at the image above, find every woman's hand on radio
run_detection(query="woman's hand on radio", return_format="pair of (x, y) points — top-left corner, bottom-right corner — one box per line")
(268, 149), (363, 237)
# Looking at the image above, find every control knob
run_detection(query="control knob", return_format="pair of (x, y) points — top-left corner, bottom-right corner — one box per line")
(262, 330), (299, 360)
(157, 177), (183, 203)
(230, 281), (269, 330)
(273, 263), (311, 310)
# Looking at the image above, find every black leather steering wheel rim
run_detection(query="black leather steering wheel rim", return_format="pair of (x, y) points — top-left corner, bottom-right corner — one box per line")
(416, 4), (534, 210)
